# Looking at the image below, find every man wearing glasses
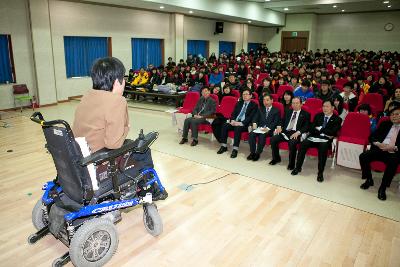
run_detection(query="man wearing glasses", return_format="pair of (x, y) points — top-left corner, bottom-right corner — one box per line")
(359, 102), (400, 201)
(217, 89), (258, 158)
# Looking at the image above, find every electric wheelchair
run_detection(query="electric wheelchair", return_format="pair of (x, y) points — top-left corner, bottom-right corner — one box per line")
(27, 112), (166, 267)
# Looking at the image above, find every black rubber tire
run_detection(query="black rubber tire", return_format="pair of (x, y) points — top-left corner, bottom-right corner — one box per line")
(143, 204), (163, 237)
(32, 199), (47, 230)
(69, 218), (118, 267)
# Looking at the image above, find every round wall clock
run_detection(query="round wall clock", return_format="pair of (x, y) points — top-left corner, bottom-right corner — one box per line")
(384, 23), (394, 31)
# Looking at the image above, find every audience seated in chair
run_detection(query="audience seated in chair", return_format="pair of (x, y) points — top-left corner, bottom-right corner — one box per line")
(291, 99), (342, 182)
(269, 97), (310, 169)
(247, 94), (280, 161)
(294, 80), (314, 102)
(131, 67), (149, 88)
(179, 87), (216, 146)
(359, 102), (400, 201)
(217, 89), (258, 158)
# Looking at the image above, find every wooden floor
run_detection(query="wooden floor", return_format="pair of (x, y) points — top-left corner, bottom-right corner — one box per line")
(1, 115), (400, 267)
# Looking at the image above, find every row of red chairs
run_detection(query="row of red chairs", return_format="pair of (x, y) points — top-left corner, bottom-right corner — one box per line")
(177, 92), (399, 173)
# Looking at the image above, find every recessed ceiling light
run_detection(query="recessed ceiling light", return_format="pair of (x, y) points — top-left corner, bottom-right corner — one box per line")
(333, 5), (337, 8)
(341, 9), (345, 12)
(388, 5), (391, 7)
(284, 8), (289, 11)
(248, 20), (252, 23)
(189, 10), (193, 13)
(160, 6), (164, 9)
(383, 1), (389, 3)
(265, 0), (270, 2)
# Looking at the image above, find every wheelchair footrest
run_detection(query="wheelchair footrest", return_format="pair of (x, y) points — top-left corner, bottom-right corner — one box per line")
(27, 226), (50, 245)
(52, 252), (70, 267)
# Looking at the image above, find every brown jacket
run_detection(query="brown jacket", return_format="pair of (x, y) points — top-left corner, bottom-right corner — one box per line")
(72, 89), (129, 152)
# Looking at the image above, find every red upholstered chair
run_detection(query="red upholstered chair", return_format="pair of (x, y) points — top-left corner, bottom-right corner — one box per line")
(335, 78), (348, 88)
(218, 96), (237, 118)
(276, 85), (294, 99)
(252, 92), (259, 101)
(304, 98), (323, 111)
(359, 93), (384, 114)
(272, 102), (284, 119)
(338, 112), (371, 146)
(271, 94), (279, 102)
(231, 89), (240, 98)
(177, 92), (200, 114)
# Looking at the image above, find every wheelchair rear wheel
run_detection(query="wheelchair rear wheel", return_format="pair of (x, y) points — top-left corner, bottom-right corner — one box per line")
(143, 204), (163, 236)
(32, 199), (48, 230)
(70, 218), (118, 267)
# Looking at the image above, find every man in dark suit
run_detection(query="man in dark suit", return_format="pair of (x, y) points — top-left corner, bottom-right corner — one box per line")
(217, 88), (258, 158)
(291, 99), (342, 182)
(247, 94), (280, 161)
(179, 87), (216, 146)
(269, 97), (310, 169)
(359, 103), (400, 201)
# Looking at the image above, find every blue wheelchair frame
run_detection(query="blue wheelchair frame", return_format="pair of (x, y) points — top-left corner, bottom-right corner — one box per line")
(41, 168), (165, 222)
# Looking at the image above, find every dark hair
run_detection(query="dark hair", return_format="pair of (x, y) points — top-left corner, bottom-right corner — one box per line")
(242, 88), (251, 95)
(357, 103), (371, 115)
(263, 94), (272, 100)
(320, 80), (330, 85)
(323, 99), (334, 107)
(332, 94), (344, 114)
(91, 57), (125, 91)
(301, 80), (311, 87)
(292, 96), (303, 104)
(202, 87), (210, 92)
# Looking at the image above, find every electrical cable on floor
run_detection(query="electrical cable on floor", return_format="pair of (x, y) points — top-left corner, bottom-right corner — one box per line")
(184, 172), (238, 191)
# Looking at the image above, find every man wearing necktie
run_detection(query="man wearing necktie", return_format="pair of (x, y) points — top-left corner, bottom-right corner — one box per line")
(270, 97), (310, 169)
(292, 99), (342, 182)
(359, 103), (400, 201)
(179, 87), (216, 146)
(217, 89), (258, 158)
(247, 94), (280, 161)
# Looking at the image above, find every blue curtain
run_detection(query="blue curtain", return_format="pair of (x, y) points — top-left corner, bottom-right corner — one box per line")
(64, 36), (108, 78)
(248, 42), (261, 52)
(131, 38), (162, 70)
(0, 35), (13, 83)
(219, 41), (235, 56)
(187, 40), (207, 58)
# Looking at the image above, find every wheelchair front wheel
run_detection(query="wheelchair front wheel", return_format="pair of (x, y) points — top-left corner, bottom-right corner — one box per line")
(32, 199), (48, 230)
(70, 218), (118, 267)
(143, 204), (163, 237)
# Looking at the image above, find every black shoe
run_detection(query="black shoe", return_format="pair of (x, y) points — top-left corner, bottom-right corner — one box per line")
(291, 168), (301, 175)
(287, 165), (294, 171)
(153, 190), (169, 201)
(247, 153), (255, 160)
(317, 172), (324, 182)
(230, 149), (238, 158)
(360, 179), (374, 190)
(179, 138), (188, 144)
(190, 139), (198, 146)
(252, 153), (260, 161)
(269, 159), (281, 165)
(217, 146), (228, 154)
(378, 187), (386, 201)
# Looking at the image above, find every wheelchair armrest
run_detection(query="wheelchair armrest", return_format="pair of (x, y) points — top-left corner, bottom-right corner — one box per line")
(80, 131), (158, 166)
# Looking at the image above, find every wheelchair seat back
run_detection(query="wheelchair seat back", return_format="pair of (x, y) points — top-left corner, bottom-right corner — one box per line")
(43, 125), (94, 204)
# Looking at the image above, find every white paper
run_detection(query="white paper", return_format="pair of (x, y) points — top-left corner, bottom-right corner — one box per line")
(336, 141), (365, 169)
(253, 127), (269, 134)
(308, 137), (329, 143)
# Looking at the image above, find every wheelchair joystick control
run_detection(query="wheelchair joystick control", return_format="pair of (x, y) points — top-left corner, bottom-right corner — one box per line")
(137, 129), (145, 148)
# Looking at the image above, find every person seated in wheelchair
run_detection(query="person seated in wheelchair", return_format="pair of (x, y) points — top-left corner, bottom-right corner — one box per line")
(72, 57), (168, 201)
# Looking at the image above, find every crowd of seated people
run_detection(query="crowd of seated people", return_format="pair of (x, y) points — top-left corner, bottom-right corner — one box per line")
(126, 46), (400, 201)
